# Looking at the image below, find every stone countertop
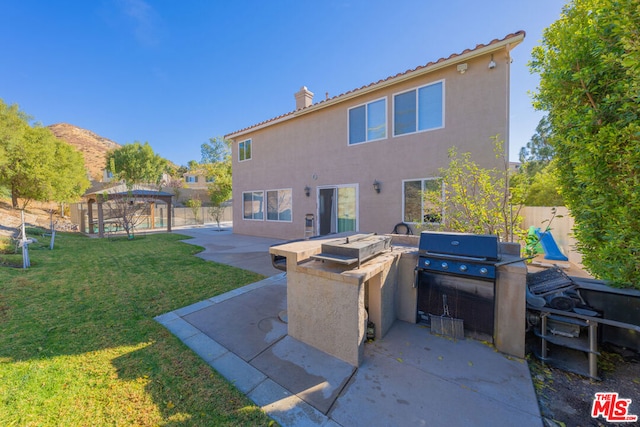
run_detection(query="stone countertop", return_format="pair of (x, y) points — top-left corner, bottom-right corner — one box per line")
(270, 234), (418, 284)
(269, 235), (339, 264)
(269, 234), (418, 258)
(297, 248), (413, 285)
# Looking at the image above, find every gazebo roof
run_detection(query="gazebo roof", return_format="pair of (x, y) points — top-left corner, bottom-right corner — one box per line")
(84, 183), (173, 199)
(99, 189), (174, 198)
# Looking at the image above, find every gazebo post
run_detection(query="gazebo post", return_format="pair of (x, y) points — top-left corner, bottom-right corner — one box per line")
(87, 199), (95, 234)
(97, 198), (105, 238)
(166, 196), (172, 232)
(150, 202), (155, 230)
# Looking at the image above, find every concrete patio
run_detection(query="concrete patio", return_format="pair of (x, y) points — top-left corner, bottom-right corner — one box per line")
(156, 226), (542, 426)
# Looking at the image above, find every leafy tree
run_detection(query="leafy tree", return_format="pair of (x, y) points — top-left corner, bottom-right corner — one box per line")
(106, 141), (168, 186)
(207, 161), (232, 231)
(518, 115), (555, 174)
(0, 100), (30, 198)
(431, 136), (524, 242)
(3, 125), (54, 208)
(512, 115), (564, 206)
(187, 160), (199, 171)
(0, 102), (89, 209)
(201, 137), (232, 231)
(50, 138), (91, 204)
(185, 197), (202, 222)
(201, 137), (231, 164)
(529, 0), (640, 288)
(0, 101), (27, 159)
(175, 164), (189, 176)
(511, 163), (564, 207)
(104, 142), (168, 239)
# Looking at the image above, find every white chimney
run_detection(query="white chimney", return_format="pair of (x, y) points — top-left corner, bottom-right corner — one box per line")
(294, 86), (314, 110)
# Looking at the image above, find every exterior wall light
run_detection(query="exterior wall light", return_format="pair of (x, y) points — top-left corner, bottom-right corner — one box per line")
(488, 54), (496, 69)
(373, 180), (381, 194)
(457, 63), (468, 74)
(304, 186), (311, 197)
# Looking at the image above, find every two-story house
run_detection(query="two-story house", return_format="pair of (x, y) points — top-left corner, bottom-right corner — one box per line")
(183, 170), (213, 190)
(225, 31), (525, 240)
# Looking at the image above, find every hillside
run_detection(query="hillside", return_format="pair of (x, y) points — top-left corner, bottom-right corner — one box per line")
(47, 123), (121, 181)
(1, 124), (120, 237)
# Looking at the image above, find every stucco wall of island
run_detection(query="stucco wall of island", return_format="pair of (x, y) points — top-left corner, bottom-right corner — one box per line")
(270, 234), (418, 367)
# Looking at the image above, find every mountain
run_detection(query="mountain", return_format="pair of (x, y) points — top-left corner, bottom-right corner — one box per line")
(47, 123), (121, 181)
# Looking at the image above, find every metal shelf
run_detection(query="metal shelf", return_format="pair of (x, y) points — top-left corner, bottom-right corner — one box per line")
(532, 346), (600, 380)
(531, 310), (599, 379)
(533, 328), (599, 354)
(527, 298), (640, 381)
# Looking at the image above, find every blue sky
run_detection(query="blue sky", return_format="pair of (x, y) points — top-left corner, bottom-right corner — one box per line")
(1, 1), (567, 166)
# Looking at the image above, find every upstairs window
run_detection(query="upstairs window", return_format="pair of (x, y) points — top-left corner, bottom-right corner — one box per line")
(394, 81), (444, 136)
(238, 139), (252, 161)
(348, 98), (387, 145)
(185, 176), (197, 183)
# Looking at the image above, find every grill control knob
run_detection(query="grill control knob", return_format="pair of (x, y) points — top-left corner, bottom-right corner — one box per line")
(441, 262), (448, 270)
(459, 264), (468, 272)
(479, 267), (488, 275)
(424, 259), (431, 267)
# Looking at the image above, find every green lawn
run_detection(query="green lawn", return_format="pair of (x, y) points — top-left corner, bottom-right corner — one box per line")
(0, 230), (275, 426)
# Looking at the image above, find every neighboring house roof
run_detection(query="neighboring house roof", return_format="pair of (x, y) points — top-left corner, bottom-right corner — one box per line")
(183, 169), (207, 177)
(225, 31), (525, 139)
(84, 181), (115, 195)
(119, 189), (174, 197)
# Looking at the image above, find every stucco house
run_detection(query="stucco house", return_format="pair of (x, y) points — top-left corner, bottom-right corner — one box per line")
(225, 31), (525, 240)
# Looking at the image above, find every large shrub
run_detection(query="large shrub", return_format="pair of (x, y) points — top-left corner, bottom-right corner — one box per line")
(529, 0), (640, 288)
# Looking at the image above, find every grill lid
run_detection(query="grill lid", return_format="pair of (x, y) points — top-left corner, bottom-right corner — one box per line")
(311, 233), (391, 267)
(419, 231), (499, 261)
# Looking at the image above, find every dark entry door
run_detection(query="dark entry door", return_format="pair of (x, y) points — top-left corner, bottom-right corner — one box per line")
(319, 188), (335, 235)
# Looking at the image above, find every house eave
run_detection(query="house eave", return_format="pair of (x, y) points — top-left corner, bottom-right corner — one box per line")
(225, 32), (524, 140)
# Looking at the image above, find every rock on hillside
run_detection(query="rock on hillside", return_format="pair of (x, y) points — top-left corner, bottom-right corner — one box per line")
(48, 123), (121, 181)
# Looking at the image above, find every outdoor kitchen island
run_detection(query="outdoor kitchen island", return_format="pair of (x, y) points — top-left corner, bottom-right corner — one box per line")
(270, 232), (529, 367)
(270, 233), (417, 366)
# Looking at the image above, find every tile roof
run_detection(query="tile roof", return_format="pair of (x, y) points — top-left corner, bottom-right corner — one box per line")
(226, 31), (525, 138)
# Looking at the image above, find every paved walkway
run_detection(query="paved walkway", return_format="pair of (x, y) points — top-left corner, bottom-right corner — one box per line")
(173, 224), (284, 277)
(157, 226), (543, 426)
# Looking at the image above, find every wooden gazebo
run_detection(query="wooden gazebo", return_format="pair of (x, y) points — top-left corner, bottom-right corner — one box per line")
(84, 185), (173, 238)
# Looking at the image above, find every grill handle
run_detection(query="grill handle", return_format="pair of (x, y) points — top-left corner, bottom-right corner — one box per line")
(493, 255), (535, 267)
(420, 252), (489, 262)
